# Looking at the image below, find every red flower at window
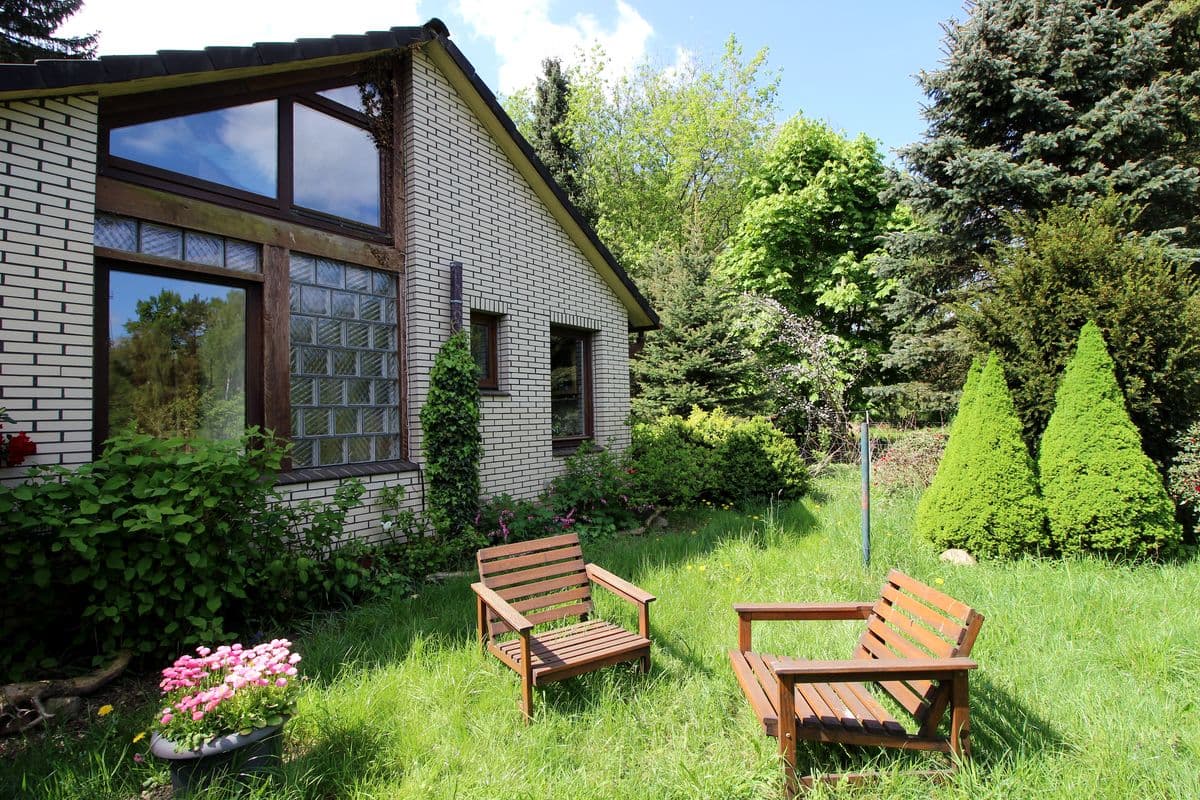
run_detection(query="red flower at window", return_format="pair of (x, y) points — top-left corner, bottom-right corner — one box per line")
(2, 431), (37, 467)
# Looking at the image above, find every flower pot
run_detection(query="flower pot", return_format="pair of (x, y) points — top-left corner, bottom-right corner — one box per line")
(149, 719), (286, 796)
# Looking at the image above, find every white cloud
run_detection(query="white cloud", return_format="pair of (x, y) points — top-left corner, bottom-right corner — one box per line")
(56, 0), (424, 55)
(453, 0), (653, 93)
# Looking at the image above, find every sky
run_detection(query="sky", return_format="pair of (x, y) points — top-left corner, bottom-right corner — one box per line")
(59, 0), (969, 157)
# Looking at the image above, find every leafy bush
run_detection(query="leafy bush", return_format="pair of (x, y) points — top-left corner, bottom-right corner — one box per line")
(476, 494), (570, 544)
(629, 408), (807, 507)
(1168, 421), (1200, 537)
(872, 428), (947, 493)
(419, 331), (482, 547)
(0, 430), (366, 681)
(915, 355), (1046, 557)
(1039, 322), (1183, 559)
(548, 442), (640, 540)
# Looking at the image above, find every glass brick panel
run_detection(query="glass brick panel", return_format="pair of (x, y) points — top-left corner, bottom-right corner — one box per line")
(95, 214), (137, 251)
(139, 223), (182, 260)
(291, 439), (314, 468)
(288, 253), (399, 467)
(184, 231), (223, 266)
(224, 240), (260, 273)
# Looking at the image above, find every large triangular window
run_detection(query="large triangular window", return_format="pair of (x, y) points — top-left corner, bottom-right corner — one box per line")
(103, 79), (385, 233)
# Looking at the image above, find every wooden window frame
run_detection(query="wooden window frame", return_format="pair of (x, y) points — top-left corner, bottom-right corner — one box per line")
(549, 326), (594, 449)
(99, 66), (391, 243)
(92, 257), (264, 455)
(471, 312), (500, 391)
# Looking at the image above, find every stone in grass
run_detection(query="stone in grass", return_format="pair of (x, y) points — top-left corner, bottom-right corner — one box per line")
(939, 548), (977, 566)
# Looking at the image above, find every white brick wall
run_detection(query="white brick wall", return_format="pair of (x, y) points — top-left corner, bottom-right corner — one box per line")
(0, 96), (97, 481)
(403, 51), (632, 501)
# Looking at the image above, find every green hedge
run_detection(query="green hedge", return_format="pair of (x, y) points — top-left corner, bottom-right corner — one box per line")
(629, 408), (807, 507)
(0, 430), (365, 681)
(915, 355), (1046, 557)
(1039, 322), (1182, 558)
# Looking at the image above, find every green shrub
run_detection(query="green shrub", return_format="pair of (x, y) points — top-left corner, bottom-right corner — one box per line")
(628, 408), (807, 507)
(1039, 322), (1183, 558)
(915, 355), (1046, 557)
(548, 442), (640, 540)
(0, 430), (366, 681)
(1168, 421), (1200, 538)
(476, 494), (568, 544)
(420, 331), (483, 549)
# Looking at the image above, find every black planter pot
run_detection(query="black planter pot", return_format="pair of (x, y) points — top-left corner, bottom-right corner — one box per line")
(149, 720), (285, 796)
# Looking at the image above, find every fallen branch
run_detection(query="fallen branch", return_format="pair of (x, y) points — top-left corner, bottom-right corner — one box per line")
(0, 651), (132, 735)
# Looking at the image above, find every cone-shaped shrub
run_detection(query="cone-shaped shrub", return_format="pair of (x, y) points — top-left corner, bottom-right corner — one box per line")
(1039, 322), (1182, 558)
(916, 355), (1045, 556)
(914, 358), (982, 516)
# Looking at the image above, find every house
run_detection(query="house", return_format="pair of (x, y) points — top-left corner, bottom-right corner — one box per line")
(0, 19), (657, 540)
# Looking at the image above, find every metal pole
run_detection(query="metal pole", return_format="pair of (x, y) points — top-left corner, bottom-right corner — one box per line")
(861, 419), (871, 567)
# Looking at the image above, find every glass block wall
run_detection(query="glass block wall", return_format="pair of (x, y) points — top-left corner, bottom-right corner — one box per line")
(288, 253), (400, 468)
(95, 213), (261, 273)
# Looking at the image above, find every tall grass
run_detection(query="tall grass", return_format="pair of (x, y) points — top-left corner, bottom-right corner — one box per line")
(4, 467), (1198, 798)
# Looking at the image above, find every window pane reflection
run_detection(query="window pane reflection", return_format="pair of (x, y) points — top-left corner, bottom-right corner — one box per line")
(317, 85), (366, 113)
(109, 101), (277, 197)
(293, 104), (381, 225)
(550, 332), (587, 439)
(107, 271), (246, 441)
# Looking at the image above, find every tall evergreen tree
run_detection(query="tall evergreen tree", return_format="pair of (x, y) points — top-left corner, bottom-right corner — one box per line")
(0, 0), (96, 62)
(530, 58), (593, 225)
(878, 0), (1200, 414)
(631, 233), (755, 420)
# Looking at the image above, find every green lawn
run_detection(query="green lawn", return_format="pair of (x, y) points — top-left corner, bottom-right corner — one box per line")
(6, 468), (1200, 799)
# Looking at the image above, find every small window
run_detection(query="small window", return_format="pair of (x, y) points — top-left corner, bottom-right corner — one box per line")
(471, 313), (500, 390)
(105, 269), (248, 441)
(550, 328), (592, 443)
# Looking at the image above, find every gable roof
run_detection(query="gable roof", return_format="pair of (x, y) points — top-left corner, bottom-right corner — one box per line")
(0, 19), (659, 330)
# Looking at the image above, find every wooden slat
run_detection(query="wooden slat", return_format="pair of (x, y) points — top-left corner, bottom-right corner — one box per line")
(873, 602), (956, 658)
(525, 602), (591, 626)
(508, 585), (592, 614)
(844, 681), (906, 736)
(879, 585), (963, 640)
(485, 560), (587, 590)
(478, 545), (584, 576)
(478, 532), (580, 561)
(885, 570), (973, 623)
(745, 651), (781, 717)
(828, 682), (879, 732)
(729, 650), (777, 734)
(496, 572), (590, 602)
(814, 683), (861, 730)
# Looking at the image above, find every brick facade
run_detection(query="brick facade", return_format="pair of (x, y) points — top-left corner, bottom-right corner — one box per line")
(0, 96), (97, 478)
(0, 50), (637, 545)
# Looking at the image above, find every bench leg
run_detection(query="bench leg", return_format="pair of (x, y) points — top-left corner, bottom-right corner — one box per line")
(949, 670), (970, 763)
(777, 674), (799, 797)
(519, 634), (534, 723)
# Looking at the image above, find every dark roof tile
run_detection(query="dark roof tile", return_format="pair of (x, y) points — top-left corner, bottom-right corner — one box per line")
(156, 50), (215, 75)
(202, 46), (261, 71)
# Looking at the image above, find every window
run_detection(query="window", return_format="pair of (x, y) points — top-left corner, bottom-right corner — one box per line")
(103, 79), (386, 234)
(550, 328), (592, 443)
(102, 268), (252, 442)
(288, 254), (400, 469)
(471, 313), (500, 390)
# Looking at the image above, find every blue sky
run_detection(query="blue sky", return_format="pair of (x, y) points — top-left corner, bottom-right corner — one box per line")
(61, 1), (968, 157)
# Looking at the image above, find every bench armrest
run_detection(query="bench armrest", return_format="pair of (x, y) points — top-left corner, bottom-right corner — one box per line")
(586, 564), (656, 606)
(734, 602), (874, 621)
(471, 582), (534, 633)
(769, 656), (977, 684)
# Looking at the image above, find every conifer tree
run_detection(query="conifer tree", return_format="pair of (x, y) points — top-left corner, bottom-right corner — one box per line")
(0, 0), (96, 63)
(1039, 322), (1182, 558)
(420, 331), (481, 543)
(530, 58), (593, 225)
(878, 0), (1200, 413)
(631, 234), (755, 419)
(915, 355), (1045, 557)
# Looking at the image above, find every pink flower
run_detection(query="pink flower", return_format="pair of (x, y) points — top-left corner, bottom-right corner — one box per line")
(275, 678), (288, 688)
(160, 713), (173, 725)
(133, 753), (145, 764)
(191, 711), (204, 721)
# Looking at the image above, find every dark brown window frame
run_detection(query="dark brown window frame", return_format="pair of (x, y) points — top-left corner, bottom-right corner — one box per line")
(99, 67), (391, 244)
(549, 326), (594, 449)
(471, 312), (501, 390)
(92, 255), (265, 455)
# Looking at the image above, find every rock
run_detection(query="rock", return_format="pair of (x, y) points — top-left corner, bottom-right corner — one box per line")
(645, 511), (668, 529)
(619, 526), (646, 537)
(427, 570), (471, 582)
(43, 696), (82, 723)
(939, 548), (977, 566)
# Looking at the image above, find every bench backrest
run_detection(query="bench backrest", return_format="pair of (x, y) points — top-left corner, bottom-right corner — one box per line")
(476, 532), (593, 638)
(854, 569), (984, 730)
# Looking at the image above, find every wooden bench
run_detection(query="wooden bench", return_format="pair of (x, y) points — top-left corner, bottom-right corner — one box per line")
(729, 569), (984, 792)
(472, 532), (655, 720)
